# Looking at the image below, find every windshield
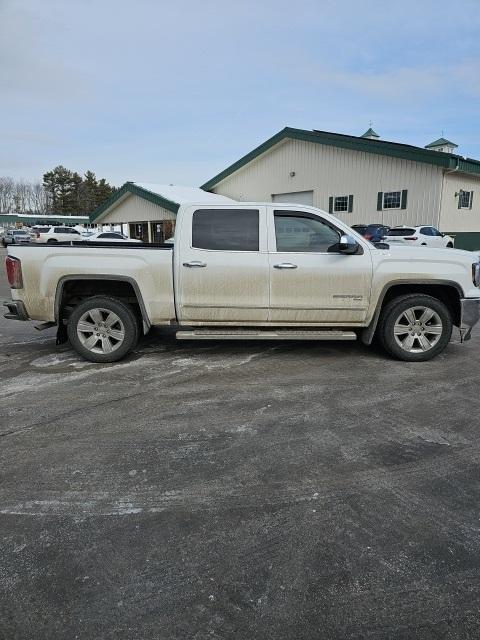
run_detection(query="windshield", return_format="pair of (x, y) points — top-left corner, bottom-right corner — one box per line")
(366, 225), (388, 233)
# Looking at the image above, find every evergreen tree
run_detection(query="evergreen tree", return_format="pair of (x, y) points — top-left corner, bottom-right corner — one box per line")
(42, 166), (117, 214)
(83, 170), (98, 212)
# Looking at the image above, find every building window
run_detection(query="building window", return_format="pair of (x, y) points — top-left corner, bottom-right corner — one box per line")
(334, 196), (348, 212)
(459, 190), (473, 209)
(329, 194), (353, 213)
(377, 190), (408, 211)
(383, 191), (401, 209)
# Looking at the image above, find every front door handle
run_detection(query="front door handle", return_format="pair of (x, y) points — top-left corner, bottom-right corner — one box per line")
(274, 263), (298, 269)
(183, 261), (207, 268)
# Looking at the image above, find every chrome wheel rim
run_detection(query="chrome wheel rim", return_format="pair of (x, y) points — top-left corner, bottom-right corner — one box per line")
(393, 306), (443, 353)
(77, 308), (125, 354)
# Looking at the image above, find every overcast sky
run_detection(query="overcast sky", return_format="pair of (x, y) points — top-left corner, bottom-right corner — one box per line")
(2, 0), (480, 186)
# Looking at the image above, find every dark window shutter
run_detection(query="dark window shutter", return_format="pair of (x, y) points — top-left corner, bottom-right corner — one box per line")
(458, 191), (463, 209)
(401, 189), (408, 209)
(348, 195), (353, 213)
(470, 191), (474, 209)
(329, 197), (333, 213)
(377, 192), (383, 211)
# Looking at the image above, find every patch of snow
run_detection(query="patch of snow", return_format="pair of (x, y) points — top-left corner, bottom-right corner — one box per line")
(226, 425), (257, 435)
(113, 501), (142, 515)
(30, 353), (79, 368)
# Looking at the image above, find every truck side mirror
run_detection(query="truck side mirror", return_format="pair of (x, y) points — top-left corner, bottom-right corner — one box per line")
(338, 234), (359, 255)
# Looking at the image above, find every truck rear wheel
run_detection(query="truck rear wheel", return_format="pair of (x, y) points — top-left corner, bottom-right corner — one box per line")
(377, 294), (452, 362)
(67, 296), (139, 363)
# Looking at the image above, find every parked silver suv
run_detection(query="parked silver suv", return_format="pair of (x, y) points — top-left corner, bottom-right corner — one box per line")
(1, 229), (32, 246)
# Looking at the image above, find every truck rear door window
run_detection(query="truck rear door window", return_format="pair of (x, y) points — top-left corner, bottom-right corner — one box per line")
(192, 209), (259, 251)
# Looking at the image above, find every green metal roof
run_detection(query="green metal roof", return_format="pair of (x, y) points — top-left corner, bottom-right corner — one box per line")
(0, 213), (90, 224)
(425, 137), (458, 149)
(360, 127), (380, 138)
(90, 182), (179, 223)
(201, 127), (480, 191)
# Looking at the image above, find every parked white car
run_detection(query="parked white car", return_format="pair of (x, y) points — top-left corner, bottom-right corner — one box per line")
(385, 226), (454, 248)
(35, 226), (82, 243)
(85, 231), (142, 243)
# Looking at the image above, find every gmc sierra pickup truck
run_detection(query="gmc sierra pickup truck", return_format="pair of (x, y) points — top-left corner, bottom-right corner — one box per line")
(4, 202), (480, 363)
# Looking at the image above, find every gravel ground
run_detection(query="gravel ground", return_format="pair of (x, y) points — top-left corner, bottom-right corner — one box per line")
(1, 247), (480, 639)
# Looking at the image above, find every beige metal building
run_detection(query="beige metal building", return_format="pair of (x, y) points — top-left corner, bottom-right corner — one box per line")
(201, 128), (480, 249)
(90, 183), (233, 242)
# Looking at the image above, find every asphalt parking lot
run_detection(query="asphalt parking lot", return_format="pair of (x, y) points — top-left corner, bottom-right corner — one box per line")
(1, 247), (480, 639)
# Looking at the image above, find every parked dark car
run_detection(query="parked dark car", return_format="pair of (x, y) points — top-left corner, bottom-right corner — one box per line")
(351, 224), (367, 236)
(2, 229), (32, 247)
(352, 224), (390, 242)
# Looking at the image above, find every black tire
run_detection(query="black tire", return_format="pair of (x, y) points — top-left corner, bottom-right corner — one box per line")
(377, 294), (452, 362)
(47, 238), (58, 243)
(446, 242), (454, 248)
(67, 296), (139, 363)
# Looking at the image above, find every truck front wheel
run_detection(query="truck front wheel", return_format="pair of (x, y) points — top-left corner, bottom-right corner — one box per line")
(67, 296), (139, 363)
(377, 294), (452, 362)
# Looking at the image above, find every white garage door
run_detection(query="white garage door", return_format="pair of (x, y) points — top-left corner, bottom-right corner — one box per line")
(272, 190), (314, 206)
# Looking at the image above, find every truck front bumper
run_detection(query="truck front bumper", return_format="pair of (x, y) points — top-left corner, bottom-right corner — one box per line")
(3, 300), (29, 321)
(459, 298), (480, 342)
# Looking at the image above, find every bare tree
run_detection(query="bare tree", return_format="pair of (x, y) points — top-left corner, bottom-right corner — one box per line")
(13, 181), (30, 213)
(31, 182), (47, 213)
(0, 177), (48, 214)
(0, 177), (15, 213)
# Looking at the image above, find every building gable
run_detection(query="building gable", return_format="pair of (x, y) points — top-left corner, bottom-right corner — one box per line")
(90, 182), (179, 223)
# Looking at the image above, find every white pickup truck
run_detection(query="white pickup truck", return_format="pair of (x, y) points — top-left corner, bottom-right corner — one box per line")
(4, 202), (480, 363)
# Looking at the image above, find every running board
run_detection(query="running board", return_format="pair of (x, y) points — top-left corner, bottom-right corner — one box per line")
(176, 329), (357, 341)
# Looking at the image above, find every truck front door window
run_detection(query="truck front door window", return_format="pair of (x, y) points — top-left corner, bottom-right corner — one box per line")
(274, 214), (339, 252)
(192, 209), (259, 251)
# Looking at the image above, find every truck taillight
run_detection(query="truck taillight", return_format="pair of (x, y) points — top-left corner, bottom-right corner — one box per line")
(5, 256), (23, 289)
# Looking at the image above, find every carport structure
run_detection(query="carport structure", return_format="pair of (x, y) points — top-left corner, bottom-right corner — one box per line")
(89, 182), (233, 242)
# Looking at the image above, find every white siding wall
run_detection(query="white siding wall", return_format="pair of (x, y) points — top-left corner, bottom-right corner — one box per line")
(439, 172), (480, 232)
(99, 193), (176, 224)
(212, 139), (444, 228)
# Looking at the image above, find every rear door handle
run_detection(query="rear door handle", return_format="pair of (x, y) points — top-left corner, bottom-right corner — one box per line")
(274, 263), (298, 269)
(183, 261), (207, 268)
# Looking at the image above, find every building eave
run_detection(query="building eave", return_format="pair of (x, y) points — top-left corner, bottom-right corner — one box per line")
(201, 127), (480, 190)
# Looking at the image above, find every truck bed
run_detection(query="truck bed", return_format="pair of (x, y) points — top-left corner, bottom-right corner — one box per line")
(7, 243), (175, 325)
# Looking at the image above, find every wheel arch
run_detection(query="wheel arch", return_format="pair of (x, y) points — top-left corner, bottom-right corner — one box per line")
(55, 275), (151, 333)
(361, 280), (463, 345)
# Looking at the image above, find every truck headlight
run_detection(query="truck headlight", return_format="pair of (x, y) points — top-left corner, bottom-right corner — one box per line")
(472, 263), (480, 287)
